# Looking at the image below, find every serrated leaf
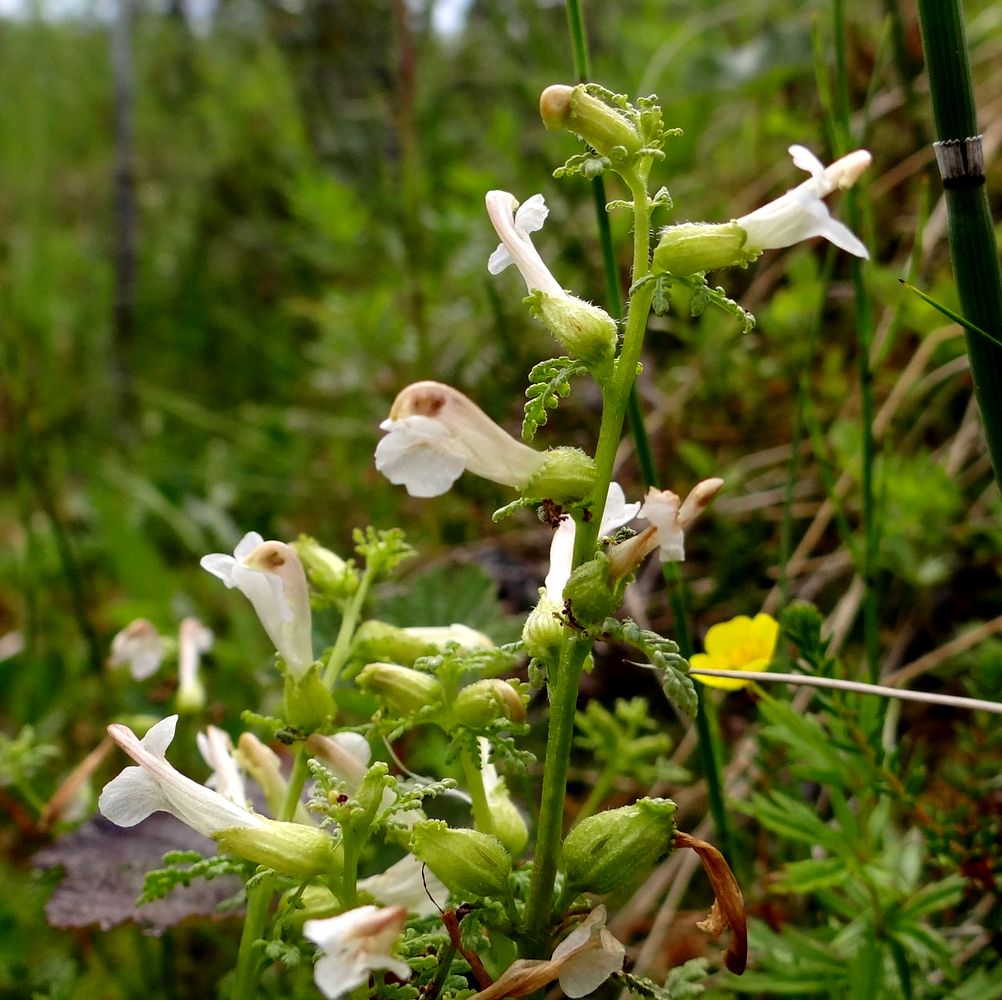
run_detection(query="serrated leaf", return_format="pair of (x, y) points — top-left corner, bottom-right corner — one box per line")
(522, 357), (589, 440)
(601, 618), (696, 720)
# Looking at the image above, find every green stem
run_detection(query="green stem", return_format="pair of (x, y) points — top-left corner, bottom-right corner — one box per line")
(833, 0), (880, 682)
(231, 873), (276, 1000)
(278, 743), (310, 822)
(564, 0), (591, 80)
(916, 0), (1002, 490)
(323, 564), (375, 688)
(522, 634), (590, 956)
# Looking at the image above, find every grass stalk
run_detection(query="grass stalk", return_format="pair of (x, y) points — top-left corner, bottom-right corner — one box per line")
(916, 0), (1002, 489)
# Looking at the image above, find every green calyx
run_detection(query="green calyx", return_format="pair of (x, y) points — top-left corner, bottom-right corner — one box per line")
(216, 818), (343, 881)
(452, 679), (527, 729)
(653, 222), (760, 277)
(522, 447), (596, 504)
(561, 553), (623, 628)
(527, 290), (617, 372)
(562, 797), (677, 896)
(284, 665), (335, 732)
(357, 662), (444, 716)
(410, 820), (512, 898)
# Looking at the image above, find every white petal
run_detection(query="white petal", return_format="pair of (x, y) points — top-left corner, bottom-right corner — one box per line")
(544, 517), (576, 599)
(359, 855), (448, 917)
(558, 936), (625, 997)
(375, 423), (467, 498)
(789, 144), (825, 180)
(234, 531), (265, 560)
(514, 193), (549, 234)
(200, 553), (237, 586)
(332, 732), (372, 769)
(599, 482), (641, 534)
(313, 952), (368, 1000)
(816, 215), (869, 258)
(98, 766), (173, 827)
(488, 243), (514, 275)
(141, 715), (179, 757)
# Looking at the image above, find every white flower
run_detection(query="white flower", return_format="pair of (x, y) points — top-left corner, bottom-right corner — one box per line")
(305, 731), (372, 791)
(550, 905), (626, 998)
(486, 191), (563, 296)
(108, 619), (165, 681)
(303, 905), (411, 1000)
(177, 617), (212, 712)
(637, 478), (724, 562)
(99, 716), (265, 837)
(375, 381), (547, 498)
(544, 483), (641, 599)
(737, 145), (871, 258)
(358, 854), (447, 918)
(196, 725), (247, 807)
(200, 533), (314, 677)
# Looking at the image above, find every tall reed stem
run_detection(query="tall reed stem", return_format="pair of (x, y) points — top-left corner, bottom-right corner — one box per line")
(916, 0), (1002, 489)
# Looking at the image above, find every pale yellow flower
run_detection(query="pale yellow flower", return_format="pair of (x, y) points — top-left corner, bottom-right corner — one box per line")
(690, 613), (779, 691)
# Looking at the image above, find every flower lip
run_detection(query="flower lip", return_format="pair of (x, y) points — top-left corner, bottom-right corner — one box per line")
(485, 190), (563, 296)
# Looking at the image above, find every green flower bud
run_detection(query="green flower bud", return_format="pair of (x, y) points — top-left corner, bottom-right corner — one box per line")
(351, 621), (438, 668)
(216, 817), (343, 880)
(410, 820), (511, 898)
(540, 84), (642, 158)
(357, 662), (444, 716)
(294, 535), (359, 604)
(529, 290), (617, 371)
(562, 797), (677, 895)
(486, 783), (529, 857)
(284, 665), (336, 733)
(522, 592), (566, 663)
(522, 448), (596, 504)
(562, 554), (621, 627)
(653, 222), (759, 276)
(452, 679), (526, 729)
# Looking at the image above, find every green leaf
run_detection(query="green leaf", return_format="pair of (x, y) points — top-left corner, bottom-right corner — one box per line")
(900, 280), (1002, 349)
(601, 618), (695, 720)
(770, 856), (848, 894)
(523, 356), (590, 440)
(674, 274), (756, 333)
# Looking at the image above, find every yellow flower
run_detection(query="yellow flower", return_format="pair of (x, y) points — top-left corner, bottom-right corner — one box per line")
(690, 614), (779, 691)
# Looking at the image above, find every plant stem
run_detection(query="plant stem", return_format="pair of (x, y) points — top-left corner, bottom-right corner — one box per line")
(278, 743), (309, 822)
(833, 0), (880, 682)
(231, 872), (275, 1000)
(522, 633), (589, 956)
(916, 0), (1002, 489)
(323, 564), (375, 688)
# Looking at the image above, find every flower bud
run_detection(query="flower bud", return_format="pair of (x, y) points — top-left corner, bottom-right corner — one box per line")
(522, 592), (566, 663)
(561, 555), (621, 627)
(293, 535), (359, 604)
(540, 84), (642, 158)
(562, 797), (677, 895)
(216, 816), (343, 880)
(357, 662), (444, 716)
(410, 820), (511, 898)
(522, 448), (596, 504)
(530, 291), (617, 370)
(653, 222), (759, 276)
(452, 679), (527, 729)
(486, 784), (529, 857)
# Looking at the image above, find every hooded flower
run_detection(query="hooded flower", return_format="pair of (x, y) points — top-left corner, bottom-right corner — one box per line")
(108, 619), (165, 681)
(486, 191), (617, 367)
(99, 716), (265, 837)
(467, 905), (625, 1000)
(303, 905), (411, 1000)
(737, 145), (871, 257)
(358, 854), (447, 918)
(544, 482), (641, 600)
(200, 533), (314, 677)
(177, 617), (212, 712)
(375, 381), (548, 498)
(690, 613), (779, 691)
(196, 725), (247, 807)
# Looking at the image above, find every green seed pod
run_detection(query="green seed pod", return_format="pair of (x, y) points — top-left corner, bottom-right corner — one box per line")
(561, 554), (621, 627)
(453, 679), (526, 729)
